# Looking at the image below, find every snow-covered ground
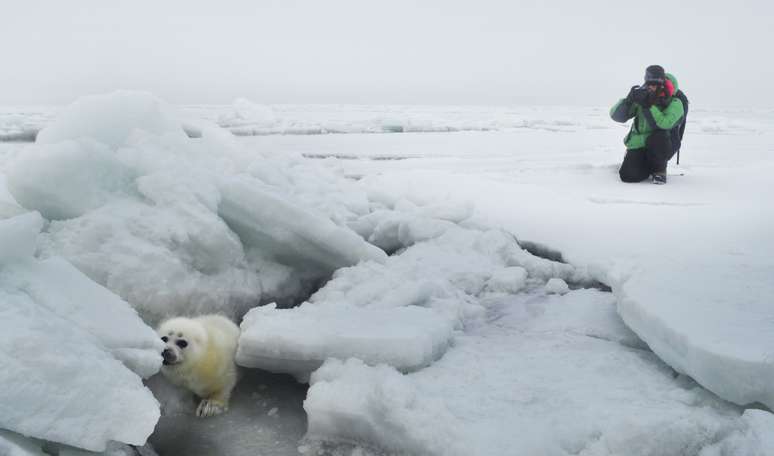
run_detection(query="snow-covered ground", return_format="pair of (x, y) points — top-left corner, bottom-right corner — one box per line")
(6, 101), (772, 142)
(1, 94), (773, 455)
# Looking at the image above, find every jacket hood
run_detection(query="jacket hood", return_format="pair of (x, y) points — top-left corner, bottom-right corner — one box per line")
(666, 73), (679, 92)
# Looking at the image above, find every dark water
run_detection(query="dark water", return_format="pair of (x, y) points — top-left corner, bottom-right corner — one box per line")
(0, 130), (37, 142)
(148, 369), (309, 456)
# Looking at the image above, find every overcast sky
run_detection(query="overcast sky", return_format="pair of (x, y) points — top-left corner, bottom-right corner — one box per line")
(2, 0), (773, 107)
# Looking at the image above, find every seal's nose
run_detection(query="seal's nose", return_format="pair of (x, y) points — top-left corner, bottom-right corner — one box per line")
(162, 348), (175, 365)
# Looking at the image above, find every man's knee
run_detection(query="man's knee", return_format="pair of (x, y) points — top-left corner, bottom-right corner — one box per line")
(619, 166), (645, 182)
(619, 149), (649, 182)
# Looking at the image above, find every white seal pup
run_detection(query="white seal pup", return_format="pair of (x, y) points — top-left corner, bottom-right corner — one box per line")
(157, 315), (240, 417)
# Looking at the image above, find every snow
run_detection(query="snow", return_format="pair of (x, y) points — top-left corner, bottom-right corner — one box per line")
(35, 91), (185, 148)
(6, 139), (136, 220)
(0, 214), (162, 452)
(0, 211), (42, 265)
(237, 224), (598, 383)
(0, 430), (46, 456)
(0, 107), (53, 142)
(346, 205), (462, 253)
(304, 290), (757, 456)
(217, 98), (277, 129)
(208, 102), (601, 137)
(217, 177), (387, 273)
(2, 95), (774, 454)
(698, 410), (774, 456)
(4, 91), (392, 324)
(305, 358), (466, 455)
(0, 430), (158, 456)
(37, 198), (261, 324)
(328, 115), (774, 413)
(485, 266), (528, 293)
(237, 303), (455, 382)
(545, 277), (570, 295)
(242, 103), (773, 453)
(5, 104), (773, 144)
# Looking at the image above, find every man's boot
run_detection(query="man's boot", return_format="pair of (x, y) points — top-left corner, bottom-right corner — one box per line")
(652, 172), (667, 185)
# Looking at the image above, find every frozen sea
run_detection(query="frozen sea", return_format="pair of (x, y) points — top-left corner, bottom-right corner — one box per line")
(1, 97), (773, 455)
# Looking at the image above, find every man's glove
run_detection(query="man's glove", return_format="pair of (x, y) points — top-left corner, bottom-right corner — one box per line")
(625, 85), (639, 103)
(630, 86), (650, 105)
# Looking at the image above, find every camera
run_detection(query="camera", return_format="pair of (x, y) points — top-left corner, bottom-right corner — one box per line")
(629, 85), (650, 104)
(632, 85), (648, 96)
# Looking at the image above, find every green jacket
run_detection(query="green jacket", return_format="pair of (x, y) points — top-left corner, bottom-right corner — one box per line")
(610, 73), (685, 150)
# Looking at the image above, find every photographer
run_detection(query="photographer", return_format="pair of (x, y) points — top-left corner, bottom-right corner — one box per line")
(610, 65), (685, 184)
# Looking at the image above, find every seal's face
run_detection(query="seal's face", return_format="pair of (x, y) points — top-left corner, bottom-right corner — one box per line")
(160, 332), (188, 365)
(157, 318), (208, 367)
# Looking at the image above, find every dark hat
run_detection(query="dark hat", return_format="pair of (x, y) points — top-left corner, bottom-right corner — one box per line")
(644, 65), (666, 83)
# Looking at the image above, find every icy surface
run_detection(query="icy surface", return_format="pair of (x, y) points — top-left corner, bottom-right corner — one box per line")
(6, 139), (136, 220)
(485, 266), (528, 294)
(237, 225), (592, 381)
(0, 430), (158, 456)
(237, 303), (455, 382)
(6, 255), (164, 378)
(545, 277), (570, 295)
(37, 197), (261, 324)
(304, 290), (761, 456)
(217, 177), (387, 273)
(0, 215), (162, 452)
(0, 107), (54, 142)
(4, 104), (774, 143)
(0, 430), (46, 456)
(35, 91), (185, 148)
(217, 98), (277, 130)
(343, 117), (774, 412)
(4, 92), (394, 323)
(612, 255), (774, 409)
(206, 102), (608, 136)
(698, 410), (774, 456)
(0, 211), (42, 265)
(5, 92), (264, 322)
(2, 101), (774, 454)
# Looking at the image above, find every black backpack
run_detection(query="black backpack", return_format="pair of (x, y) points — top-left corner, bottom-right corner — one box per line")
(671, 90), (689, 164)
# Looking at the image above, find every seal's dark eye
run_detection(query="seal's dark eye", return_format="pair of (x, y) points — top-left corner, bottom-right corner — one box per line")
(161, 336), (168, 342)
(176, 340), (188, 349)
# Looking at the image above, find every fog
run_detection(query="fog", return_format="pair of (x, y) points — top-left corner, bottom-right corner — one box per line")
(2, 0), (772, 107)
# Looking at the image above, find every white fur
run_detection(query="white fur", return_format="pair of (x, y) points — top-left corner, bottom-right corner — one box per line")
(157, 315), (240, 417)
